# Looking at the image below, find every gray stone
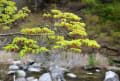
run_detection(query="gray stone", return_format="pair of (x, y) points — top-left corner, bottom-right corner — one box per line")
(32, 63), (41, 68)
(13, 60), (22, 65)
(16, 70), (26, 78)
(39, 73), (52, 81)
(104, 71), (119, 81)
(27, 77), (38, 81)
(27, 77), (35, 81)
(15, 78), (26, 81)
(19, 64), (28, 70)
(9, 65), (19, 71)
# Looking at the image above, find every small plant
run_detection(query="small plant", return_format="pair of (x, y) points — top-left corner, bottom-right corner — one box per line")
(88, 54), (96, 68)
(109, 60), (116, 66)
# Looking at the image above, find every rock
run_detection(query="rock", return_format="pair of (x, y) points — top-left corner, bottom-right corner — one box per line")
(27, 77), (35, 81)
(16, 70), (26, 78)
(31, 79), (38, 81)
(39, 73), (52, 81)
(96, 69), (100, 72)
(66, 73), (77, 78)
(15, 78), (26, 81)
(86, 73), (93, 75)
(104, 71), (119, 81)
(28, 60), (35, 65)
(28, 67), (41, 72)
(8, 71), (16, 75)
(9, 65), (19, 71)
(13, 60), (22, 65)
(32, 63), (41, 68)
(27, 77), (38, 81)
(19, 64), (28, 70)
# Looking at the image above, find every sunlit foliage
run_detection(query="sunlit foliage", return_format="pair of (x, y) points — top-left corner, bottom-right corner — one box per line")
(4, 9), (100, 58)
(0, 0), (30, 25)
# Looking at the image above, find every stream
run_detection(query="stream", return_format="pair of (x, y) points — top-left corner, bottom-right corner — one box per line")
(0, 52), (120, 81)
(0, 65), (120, 81)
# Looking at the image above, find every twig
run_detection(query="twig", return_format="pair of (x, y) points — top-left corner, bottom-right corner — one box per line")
(0, 32), (55, 36)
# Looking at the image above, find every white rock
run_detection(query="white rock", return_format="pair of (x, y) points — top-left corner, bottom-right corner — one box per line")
(13, 60), (22, 65)
(96, 69), (100, 72)
(17, 70), (26, 78)
(8, 71), (15, 75)
(28, 67), (41, 72)
(9, 65), (19, 70)
(66, 73), (77, 78)
(32, 63), (41, 68)
(27, 77), (35, 81)
(104, 71), (119, 81)
(15, 78), (26, 81)
(86, 73), (93, 75)
(32, 79), (38, 81)
(39, 73), (52, 81)
(27, 77), (38, 81)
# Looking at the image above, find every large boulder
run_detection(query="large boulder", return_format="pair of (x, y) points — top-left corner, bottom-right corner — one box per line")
(104, 71), (119, 81)
(15, 70), (26, 81)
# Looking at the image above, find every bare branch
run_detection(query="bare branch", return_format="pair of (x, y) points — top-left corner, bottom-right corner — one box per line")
(0, 32), (55, 36)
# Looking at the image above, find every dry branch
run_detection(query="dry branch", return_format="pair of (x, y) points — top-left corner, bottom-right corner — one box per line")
(0, 32), (55, 36)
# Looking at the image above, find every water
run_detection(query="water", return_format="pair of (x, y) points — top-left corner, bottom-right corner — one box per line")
(0, 64), (105, 81)
(0, 51), (119, 81)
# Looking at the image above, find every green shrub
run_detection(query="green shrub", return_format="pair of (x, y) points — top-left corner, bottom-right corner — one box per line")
(82, 0), (99, 7)
(88, 54), (96, 68)
(109, 60), (116, 65)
